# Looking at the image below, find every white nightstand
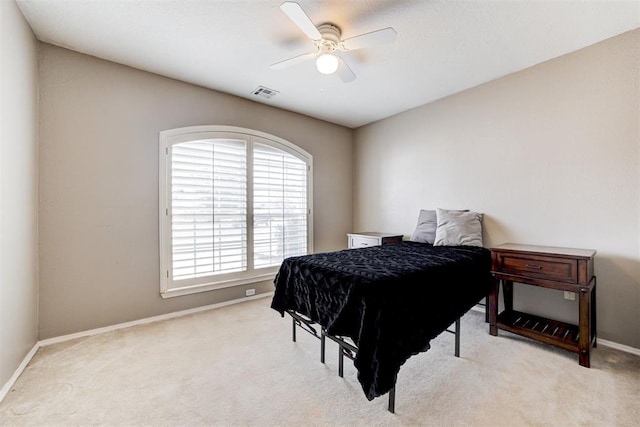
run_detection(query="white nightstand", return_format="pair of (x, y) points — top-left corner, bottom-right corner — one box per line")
(347, 232), (403, 249)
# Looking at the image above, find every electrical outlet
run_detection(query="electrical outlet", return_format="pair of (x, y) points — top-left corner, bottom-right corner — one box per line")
(245, 288), (256, 297)
(563, 291), (576, 301)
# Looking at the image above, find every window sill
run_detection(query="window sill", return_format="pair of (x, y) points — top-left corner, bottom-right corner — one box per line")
(160, 272), (276, 299)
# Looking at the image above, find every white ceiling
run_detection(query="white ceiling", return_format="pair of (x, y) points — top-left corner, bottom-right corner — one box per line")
(16, 0), (640, 128)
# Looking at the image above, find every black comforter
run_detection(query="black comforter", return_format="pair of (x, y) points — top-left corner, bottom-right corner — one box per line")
(270, 242), (492, 400)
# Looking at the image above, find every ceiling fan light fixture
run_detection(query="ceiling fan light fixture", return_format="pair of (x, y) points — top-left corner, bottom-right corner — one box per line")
(316, 53), (339, 74)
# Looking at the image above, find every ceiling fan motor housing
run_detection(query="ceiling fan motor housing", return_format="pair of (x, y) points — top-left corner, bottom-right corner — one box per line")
(317, 23), (342, 52)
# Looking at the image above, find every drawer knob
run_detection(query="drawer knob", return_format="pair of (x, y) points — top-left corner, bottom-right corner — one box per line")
(525, 264), (542, 270)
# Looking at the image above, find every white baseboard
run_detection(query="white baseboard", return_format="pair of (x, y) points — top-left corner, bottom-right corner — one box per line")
(597, 338), (640, 357)
(39, 291), (273, 347)
(0, 342), (39, 403)
(1, 292), (273, 403)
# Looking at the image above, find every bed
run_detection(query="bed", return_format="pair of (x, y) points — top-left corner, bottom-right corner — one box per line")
(270, 240), (493, 410)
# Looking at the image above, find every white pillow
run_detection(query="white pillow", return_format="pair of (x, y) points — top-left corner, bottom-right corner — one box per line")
(433, 208), (483, 247)
(409, 209), (437, 244)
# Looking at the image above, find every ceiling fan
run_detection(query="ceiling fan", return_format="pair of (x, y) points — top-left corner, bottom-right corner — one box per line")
(271, 1), (397, 83)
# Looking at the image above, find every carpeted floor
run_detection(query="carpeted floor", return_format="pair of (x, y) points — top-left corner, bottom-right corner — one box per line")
(1, 296), (638, 426)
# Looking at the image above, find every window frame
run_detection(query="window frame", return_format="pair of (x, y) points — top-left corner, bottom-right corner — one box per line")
(159, 125), (313, 298)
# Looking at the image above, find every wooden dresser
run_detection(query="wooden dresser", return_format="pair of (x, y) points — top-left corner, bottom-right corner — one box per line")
(489, 243), (597, 367)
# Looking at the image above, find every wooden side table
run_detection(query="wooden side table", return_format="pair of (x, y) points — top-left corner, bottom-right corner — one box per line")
(489, 243), (597, 367)
(347, 232), (402, 249)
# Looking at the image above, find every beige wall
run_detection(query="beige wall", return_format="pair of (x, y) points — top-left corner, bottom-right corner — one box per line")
(354, 29), (640, 348)
(0, 0), (39, 389)
(38, 45), (353, 339)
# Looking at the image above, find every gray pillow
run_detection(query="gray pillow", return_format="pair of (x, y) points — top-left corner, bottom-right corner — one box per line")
(433, 208), (483, 247)
(409, 209), (437, 244)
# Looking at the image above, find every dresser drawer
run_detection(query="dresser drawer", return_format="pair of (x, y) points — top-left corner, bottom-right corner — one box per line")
(349, 235), (380, 249)
(497, 253), (578, 283)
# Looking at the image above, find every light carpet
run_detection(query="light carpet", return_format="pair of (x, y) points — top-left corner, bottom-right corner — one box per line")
(0, 296), (638, 426)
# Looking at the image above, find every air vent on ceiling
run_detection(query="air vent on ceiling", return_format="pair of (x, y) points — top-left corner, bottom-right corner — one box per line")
(252, 86), (279, 99)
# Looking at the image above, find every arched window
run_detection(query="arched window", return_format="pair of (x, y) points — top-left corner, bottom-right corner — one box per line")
(159, 126), (312, 298)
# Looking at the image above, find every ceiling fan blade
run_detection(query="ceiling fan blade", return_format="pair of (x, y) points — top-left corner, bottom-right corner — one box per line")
(336, 56), (356, 83)
(280, 2), (322, 41)
(270, 51), (317, 70)
(341, 27), (397, 51)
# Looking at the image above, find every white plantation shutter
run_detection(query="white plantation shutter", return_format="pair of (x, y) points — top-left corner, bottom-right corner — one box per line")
(170, 139), (247, 280)
(253, 142), (308, 268)
(160, 126), (312, 298)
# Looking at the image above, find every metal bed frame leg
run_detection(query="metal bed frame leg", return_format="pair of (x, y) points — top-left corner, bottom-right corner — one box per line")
(485, 296), (489, 323)
(320, 330), (326, 363)
(388, 387), (395, 413)
(455, 318), (460, 357)
(338, 346), (344, 377)
(292, 316), (296, 342)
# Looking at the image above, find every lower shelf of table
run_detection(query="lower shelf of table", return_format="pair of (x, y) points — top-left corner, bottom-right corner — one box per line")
(496, 310), (587, 353)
